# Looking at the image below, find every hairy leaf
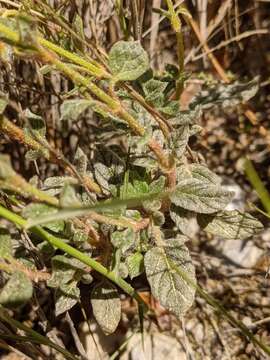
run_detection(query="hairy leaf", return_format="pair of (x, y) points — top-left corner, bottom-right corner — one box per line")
(109, 41), (149, 81)
(47, 255), (85, 288)
(198, 210), (263, 240)
(91, 282), (121, 335)
(170, 205), (196, 236)
(126, 252), (144, 279)
(22, 203), (65, 232)
(177, 164), (221, 185)
(145, 237), (196, 317)
(190, 77), (259, 110)
(170, 125), (189, 158)
(60, 99), (93, 122)
(0, 271), (33, 307)
(0, 228), (12, 259)
(0, 155), (16, 179)
(55, 281), (80, 316)
(171, 179), (233, 214)
(111, 228), (135, 254)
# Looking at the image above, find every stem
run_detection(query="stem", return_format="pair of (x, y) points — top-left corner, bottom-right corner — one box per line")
(0, 204), (147, 308)
(166, 0), (185, 98)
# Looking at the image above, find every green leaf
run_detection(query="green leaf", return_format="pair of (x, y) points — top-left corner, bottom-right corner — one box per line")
(55, 281), (80, 316)
(0, 271), (33, 307)
(142, 79), (168, 107)
(198, 210), (263, 240)
(126, 252), (144, 279)
(17, 13), (37, 47)
(144, 237), (196, 318)
(59, 185), (81, 208)
(0, 228), (12, 259)
(25, 109), (46, 137)
(47, 255), (84, 288)
(91, 282), (121, 335)
(177, 164), (221, 185)
(22, 203), (65, 233)
(111, 228), (135, 254)
(170, 125), (189, 158)
(171, 179), (234, 214)
(74, 147), (88, 175)
(109, 41), (149, 81)
(0, 155), (16, 179)
(170, 205), (196, 236)
(170, 107), (201, 126)
(60, 99), (93, 122)
(190, 77), (259, 110)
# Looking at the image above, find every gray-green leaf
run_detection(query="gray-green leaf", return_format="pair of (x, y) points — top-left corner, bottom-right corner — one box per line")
(60, 99), (93, 122)
(109, 41), (149, 81)
(91, 282), (121, 335)
(55, 281), (80, 316)
(22, 203), (65, 233)
(170, 205), (197, 237)
(171, 179), (233, 214)
(126, 252), (144, 279)
(0, 271), (33, 307)
(0, 228), (12, 259)
(144, 237), (196, 318)
(198, 210), (263, 240)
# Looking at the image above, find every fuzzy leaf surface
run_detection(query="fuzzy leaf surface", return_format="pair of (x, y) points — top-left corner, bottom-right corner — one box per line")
(0, 271), (33, 307)
(109, 41), (149, 81)
(198, 210), (263, 240)
(171, 179), (233, 214)
(91, 282), (121, 335)
(144, 237), (196, 318)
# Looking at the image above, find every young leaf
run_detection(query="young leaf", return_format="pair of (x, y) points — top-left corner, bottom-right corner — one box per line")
(91, 282), (121, 335)
(111, 228), (135, 254)
(126, 252), (144, 279)
(60, 99), (93, 122)
(109, 41), (149, 81)
(171, 179), (233, 214)
(144, 237), (196, 318)
(74, 147), (88, 175)
(198, 210), (263, 240)
(170, 125), (189, 158)
(0, 271), (33, 307)
(59, 185), (82, 208)
(142, 79), (168, 107)
(55, 281), (80, 316)
(0, 228), (12, 259)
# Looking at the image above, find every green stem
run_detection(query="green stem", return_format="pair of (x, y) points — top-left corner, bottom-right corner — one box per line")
(244, 158), (270, 215)
(0, 204), (147, 308)
(0, 307), (78, 360)
(166, 0), (185, 98)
